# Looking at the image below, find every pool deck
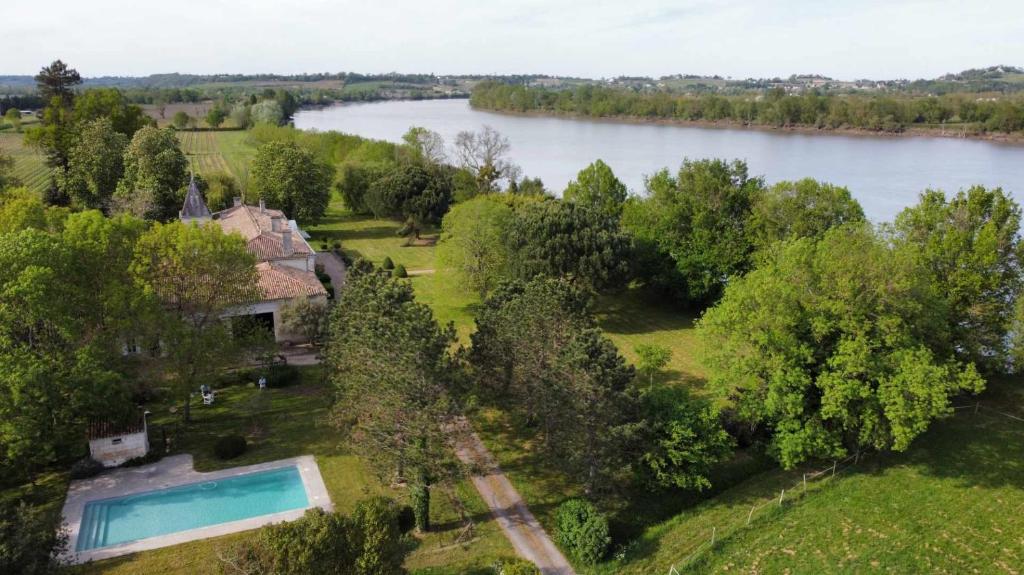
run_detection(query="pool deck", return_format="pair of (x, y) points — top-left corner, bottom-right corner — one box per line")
(61, 454), (332, 565)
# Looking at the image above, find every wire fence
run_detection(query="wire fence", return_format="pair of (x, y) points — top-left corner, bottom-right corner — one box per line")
(664, 400), (1022, 574)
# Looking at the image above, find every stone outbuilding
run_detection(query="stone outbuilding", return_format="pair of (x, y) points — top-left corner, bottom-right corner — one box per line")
(88, 416), (150, 467)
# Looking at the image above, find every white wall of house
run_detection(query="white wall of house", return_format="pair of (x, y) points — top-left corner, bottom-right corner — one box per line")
(222, 296), (327, 343)
(89, 431), (149, 467)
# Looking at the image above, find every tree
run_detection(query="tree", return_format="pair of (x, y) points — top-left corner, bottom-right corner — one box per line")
(72, 88), (150, 138)
(325, 269), (457, 531)
(115, 126), (189, 220)
(24, 96), (76, 172)
(892, 187), (1024, 374)
(554, 499), (610, 565)
(364, 163), (452, 236)
(402, 126), (446, 164)
(437, 195), (513, 297)
(206, 107), (227, 129)
(196, 171), (240, 212)
(280, 297), (330, 344)
(251, 140), (334, 220)
(337, 163), (389, 214)
(454, 125), (517, 192)
(507, 199), (631, 291)
(563, 159), (628, 218)
(748, 178), (865, 253)
(131, 221), (263, 422)
(698, 224), (983, 468)
(0, 499), (69, 575)
(251, 99), (284, 126)
(4, 108), (21, 132)
(60, 117), (129, 210)
(34, 60), (81, 105)
(230, 104), (251, 129)
(470, 278), (638, 493)
(172, 111), (191, 130)
(0, 149), (17, 191)
(622, 159), (763, 306)
(634, 343), (671, 388)
(0, 212), (143, 478)
(637, 387), (733, 490)
(218, 499), (407, 575)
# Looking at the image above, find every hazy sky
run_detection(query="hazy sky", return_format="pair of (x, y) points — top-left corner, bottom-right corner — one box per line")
(5, 0), (1022, 79)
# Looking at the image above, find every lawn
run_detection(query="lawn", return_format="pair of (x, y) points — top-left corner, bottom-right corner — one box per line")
(72, 366), (513, 575)
(0, 131), (51, 195)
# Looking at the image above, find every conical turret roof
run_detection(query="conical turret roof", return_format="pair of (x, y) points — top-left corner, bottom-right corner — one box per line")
(180, 174), (211, 220)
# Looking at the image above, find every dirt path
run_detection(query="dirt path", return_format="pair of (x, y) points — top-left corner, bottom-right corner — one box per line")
(452, 417), (576, 575)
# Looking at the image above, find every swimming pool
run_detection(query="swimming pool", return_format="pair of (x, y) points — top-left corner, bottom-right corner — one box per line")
(76, 465), (309, 551)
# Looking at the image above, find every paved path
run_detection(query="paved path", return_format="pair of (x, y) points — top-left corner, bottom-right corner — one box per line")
(452, 417), (576, 575)
(315, 250), (347, 288)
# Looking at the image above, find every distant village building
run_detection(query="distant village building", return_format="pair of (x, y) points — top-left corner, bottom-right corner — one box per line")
(179, 178), (327, 342)
(88, 416), (150, 467)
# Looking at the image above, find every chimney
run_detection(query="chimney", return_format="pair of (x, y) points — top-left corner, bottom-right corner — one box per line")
(259, 198), (265, 213)
(281, 228), (293, 256)
(233, 197), (241, 207)
(271, 216), (281, 232)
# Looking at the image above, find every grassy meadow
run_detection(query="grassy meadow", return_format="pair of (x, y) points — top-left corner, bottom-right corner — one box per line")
(0, 131), (51, 194)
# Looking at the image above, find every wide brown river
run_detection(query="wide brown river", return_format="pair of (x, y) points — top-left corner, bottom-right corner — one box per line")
(294, 99), (1024, 221)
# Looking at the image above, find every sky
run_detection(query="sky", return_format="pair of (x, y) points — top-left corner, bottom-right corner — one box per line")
(4, 0), (1022, 80)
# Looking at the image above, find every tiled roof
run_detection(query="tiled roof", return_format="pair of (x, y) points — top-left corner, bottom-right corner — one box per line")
(88, 416), (146, 440)
(214, 204), (311, 260)
(256, 262), (328, 300)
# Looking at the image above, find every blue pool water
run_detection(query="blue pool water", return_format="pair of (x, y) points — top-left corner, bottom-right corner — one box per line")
(76, 466), (309, 551)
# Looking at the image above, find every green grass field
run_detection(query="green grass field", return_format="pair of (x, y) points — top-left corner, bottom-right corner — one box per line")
(0, 132), (51, 194)
(75, 366), (513, 575)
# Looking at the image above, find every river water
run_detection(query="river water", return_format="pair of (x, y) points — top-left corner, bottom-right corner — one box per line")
(294, 99), (1024, 221)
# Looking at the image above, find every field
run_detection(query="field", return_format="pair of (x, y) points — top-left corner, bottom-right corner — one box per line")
(0, 131), (51, 194)
(176, 130), (256, 188)
(75, 366), (514, 575)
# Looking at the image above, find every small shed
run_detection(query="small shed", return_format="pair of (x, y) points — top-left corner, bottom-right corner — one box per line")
(88, 415), (150, 467)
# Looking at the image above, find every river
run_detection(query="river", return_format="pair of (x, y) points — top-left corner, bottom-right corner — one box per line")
(294, 99), (1024, 221)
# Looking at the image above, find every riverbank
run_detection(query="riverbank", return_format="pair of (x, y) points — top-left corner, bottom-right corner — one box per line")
(470, 105), (1024, 145)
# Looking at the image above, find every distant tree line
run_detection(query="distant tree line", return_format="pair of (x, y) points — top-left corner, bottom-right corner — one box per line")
(471, 81), (1024, 134)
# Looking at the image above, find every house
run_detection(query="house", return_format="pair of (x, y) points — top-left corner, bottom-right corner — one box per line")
(179, 178), (328, 342)
(88, 416), (150, 467)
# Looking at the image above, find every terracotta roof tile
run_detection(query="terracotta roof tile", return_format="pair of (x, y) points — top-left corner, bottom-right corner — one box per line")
(256, 262), (328, 300)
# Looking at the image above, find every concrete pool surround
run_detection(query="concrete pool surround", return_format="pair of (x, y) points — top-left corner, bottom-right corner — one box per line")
(61, 454), (332, 564)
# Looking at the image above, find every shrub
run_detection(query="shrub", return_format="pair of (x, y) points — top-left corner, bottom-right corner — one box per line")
(214, 435), (247, 460)
(320, 243), (328, 251)
(332, 241), (341, 250)
(554, 499), (610, 564)
(0, 499), (68, 575)
(381, 256), (395, 270)
(492, 557), (540, 575)
(323, 282), (335, 299)
(393, 264), (408, 278)
(70, 457), (104, 479)
(397, 505), (416, 534)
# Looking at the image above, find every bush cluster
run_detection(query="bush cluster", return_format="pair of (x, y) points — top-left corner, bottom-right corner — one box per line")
(213, 435), (247, 460)
(554, 499), (611, 565)
(69, 457), (104, 479)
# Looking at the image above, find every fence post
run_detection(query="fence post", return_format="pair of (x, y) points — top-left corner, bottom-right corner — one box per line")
(803, 473), (807, 491)
(747, 505), (755, 525)
(854, 451), (859, 465)
(779, 489), (785, 505)
(832, 461), (837, 478)
(711, 526), (716, 546)
(975, 401), (981, 415)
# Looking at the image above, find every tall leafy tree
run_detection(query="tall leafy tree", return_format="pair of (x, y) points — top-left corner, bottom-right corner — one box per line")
(60, 117), (129, 210)
(365, 163), (452, 237)
(24, 61), (81, 173)
(892, 186), (1024, 374)
(748, 178), (865, 253)
(622, 159), (762, 306)
(563, 159), (628, 218)
(72, 88), (151, 138)
(131, 221), (262, 422)
(250, 140), (334, 220)
(437, 195), (514, 297)
(507, 199), (631, 291)
(114, 126), (189, 220)
(699, 224), (983, 468)
(325, 269), (457, 531)
(34, 60), (81, 105)
(470, 278), (638, 493)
